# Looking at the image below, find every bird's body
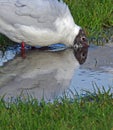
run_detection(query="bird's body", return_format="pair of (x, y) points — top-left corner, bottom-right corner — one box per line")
(0, 0), (80, 47)
(0, 0), (89, 64)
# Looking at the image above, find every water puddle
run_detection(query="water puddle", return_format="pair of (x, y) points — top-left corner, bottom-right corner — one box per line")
(70, 69), (113, 95)
(0, 43), (113, 101)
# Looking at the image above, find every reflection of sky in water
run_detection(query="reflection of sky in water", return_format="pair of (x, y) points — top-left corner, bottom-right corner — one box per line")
(70, 68), (113, 95)
(0, 50), (16, 66)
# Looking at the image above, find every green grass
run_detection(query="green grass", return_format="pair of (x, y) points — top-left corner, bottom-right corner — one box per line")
(0, 88), (113, 130)
(0, 34), (16, 52)
(65, 0), (113, 38)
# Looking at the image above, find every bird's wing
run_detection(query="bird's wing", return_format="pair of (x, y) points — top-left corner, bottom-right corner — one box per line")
(0, 0), (70, 31)
(16, 0), (67, 20)
(15, 0), (70, 30)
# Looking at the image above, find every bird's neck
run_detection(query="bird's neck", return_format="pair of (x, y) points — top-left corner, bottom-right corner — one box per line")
(55, 16), (81, 47)
(62, 25), (81, 47)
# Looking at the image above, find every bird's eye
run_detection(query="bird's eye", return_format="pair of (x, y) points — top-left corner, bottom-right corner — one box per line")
(81, 37), (86, 42)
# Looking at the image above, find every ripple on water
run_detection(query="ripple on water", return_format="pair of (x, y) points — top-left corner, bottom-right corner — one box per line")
(70, 68), (113, 95)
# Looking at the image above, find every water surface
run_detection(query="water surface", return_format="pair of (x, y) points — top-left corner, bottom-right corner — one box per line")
(0, 43), (113, 101)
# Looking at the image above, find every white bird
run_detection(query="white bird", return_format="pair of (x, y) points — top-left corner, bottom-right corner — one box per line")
(0, 0), (88, 63)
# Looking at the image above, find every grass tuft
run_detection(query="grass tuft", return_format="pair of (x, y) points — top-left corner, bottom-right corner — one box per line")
(0, 87), (113, 130)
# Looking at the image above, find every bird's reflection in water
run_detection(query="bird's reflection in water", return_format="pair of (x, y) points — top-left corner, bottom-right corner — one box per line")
(73, 47), (88, 65)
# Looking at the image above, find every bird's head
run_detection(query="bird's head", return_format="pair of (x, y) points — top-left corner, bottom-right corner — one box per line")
(73, 29), (89, 64)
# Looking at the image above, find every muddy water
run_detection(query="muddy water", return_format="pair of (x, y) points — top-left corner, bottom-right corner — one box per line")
(0, 43), (113, 101)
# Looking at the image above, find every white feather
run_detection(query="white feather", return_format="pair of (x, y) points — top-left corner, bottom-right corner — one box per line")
(0, 0), (81, 46)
